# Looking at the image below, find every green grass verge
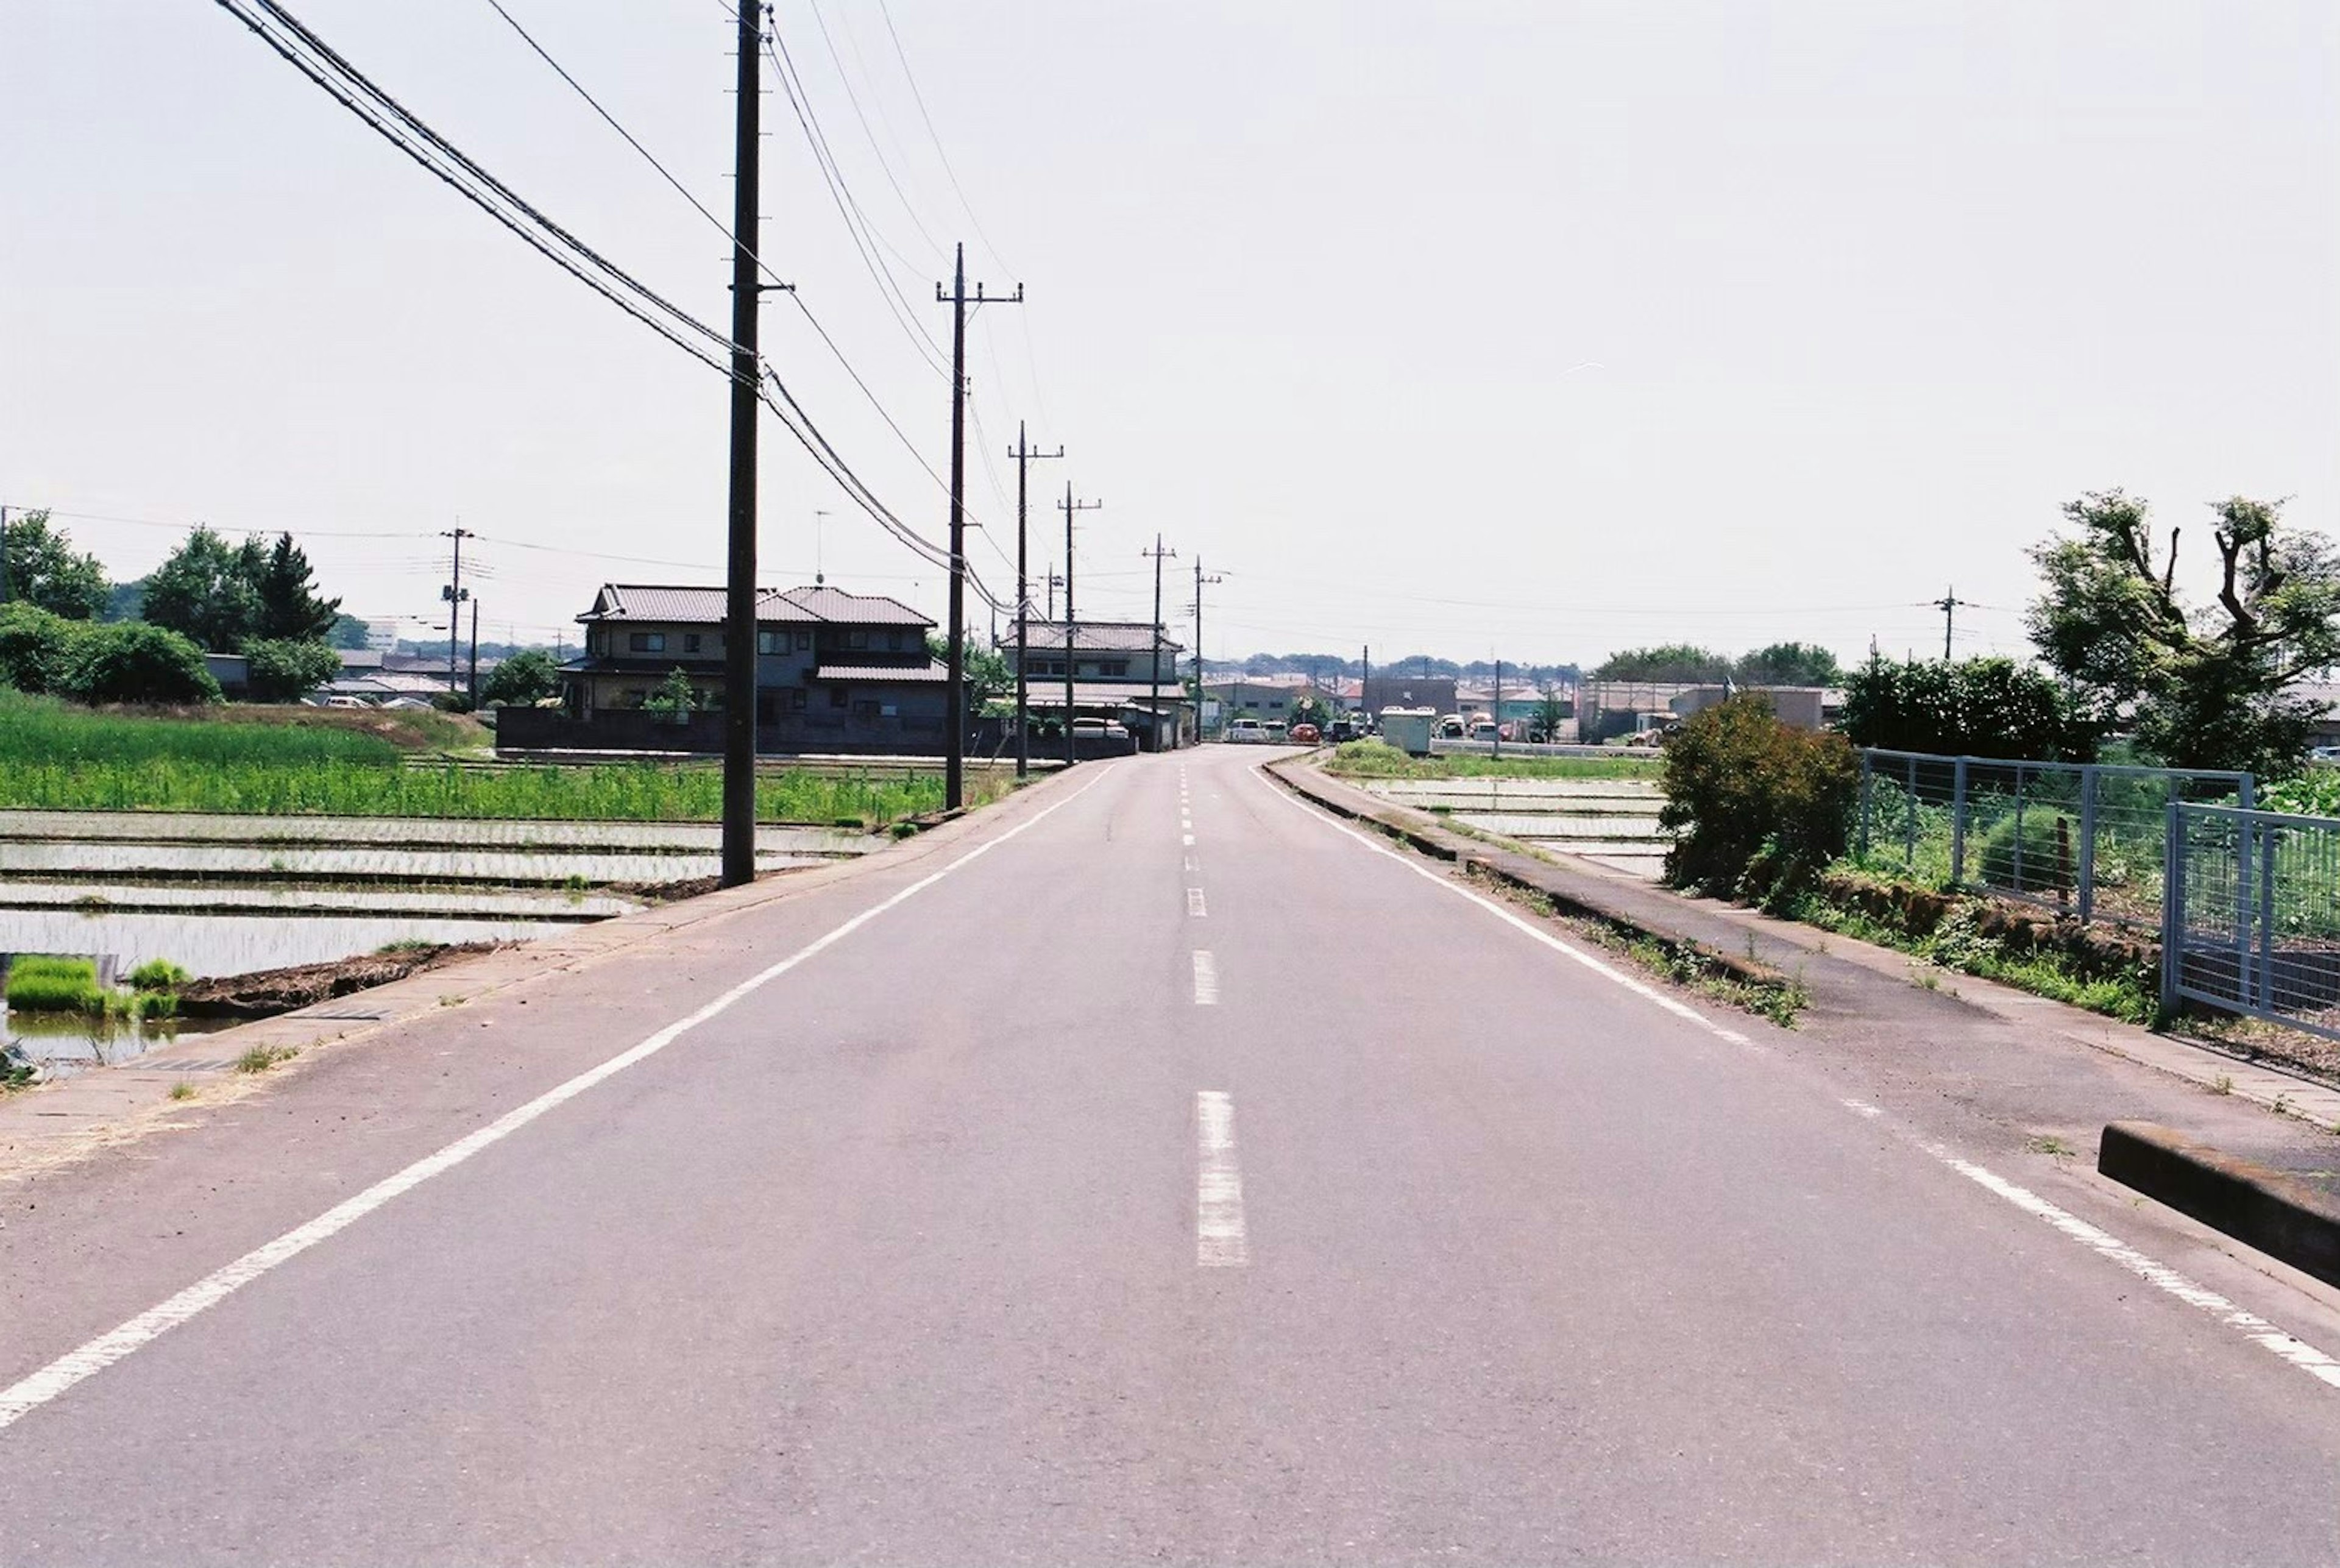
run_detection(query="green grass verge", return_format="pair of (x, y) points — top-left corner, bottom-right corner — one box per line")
(1785, 884), (2162, 1026)
(1324, 739), (1659, 781)
(0, 689), (993, 826)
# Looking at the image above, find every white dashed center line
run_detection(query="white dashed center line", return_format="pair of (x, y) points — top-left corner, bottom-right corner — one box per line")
(1191, 950), (1219, 1004)
(1196, 1090), (1249, 1267)
(1188, 887), (1207, 917)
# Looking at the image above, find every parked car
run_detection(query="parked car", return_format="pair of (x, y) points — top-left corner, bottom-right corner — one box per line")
(1289, 722), (1322, 745)
(1226, 718), (1268, 743)
(1436, 714), (1467, 739)
(1327, 717), (1363, 743)
(1072, 717), (1130, 740)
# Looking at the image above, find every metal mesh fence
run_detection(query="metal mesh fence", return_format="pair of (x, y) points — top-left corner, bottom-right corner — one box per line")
(2168, 804), (2340, 1039)
(1854, 750), (2253, 929)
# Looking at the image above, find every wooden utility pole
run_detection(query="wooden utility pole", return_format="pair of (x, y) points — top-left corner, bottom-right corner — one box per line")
(1058, 485), (1101, 766)
(718, 0), (764, 887)
(468, 600), (481, 704)
(1007, 422), (1063, 778)
(935, 243), (1021, 809)
(1143, 536), (1177, 752)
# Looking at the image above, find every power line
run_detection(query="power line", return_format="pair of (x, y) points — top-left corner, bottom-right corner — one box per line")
(800, 0), (948, 261)
(873, 0), (1011, 274)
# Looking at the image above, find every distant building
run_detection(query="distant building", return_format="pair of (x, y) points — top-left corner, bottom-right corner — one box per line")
(1005, 620), (1192, 751)
(1361, 674), (1458, 720)
(1202, 678), (1303, 737)
(496, 582), (952, 756)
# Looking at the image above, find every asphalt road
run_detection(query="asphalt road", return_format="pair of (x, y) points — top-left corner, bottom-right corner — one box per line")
(4, 747), (2339, 1565)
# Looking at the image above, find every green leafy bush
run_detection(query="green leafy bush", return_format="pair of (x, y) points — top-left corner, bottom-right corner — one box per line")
(243, 638), (342, 703)
(1661, 694), (1858, 903)
(0, 602), (90, 694)
(1840, 656), (2093, 760)
(482, 647), (560, 707)
(62, 622), (222, 705)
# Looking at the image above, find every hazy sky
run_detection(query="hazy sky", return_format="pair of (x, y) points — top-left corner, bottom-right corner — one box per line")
(5, 1), (2335, 669)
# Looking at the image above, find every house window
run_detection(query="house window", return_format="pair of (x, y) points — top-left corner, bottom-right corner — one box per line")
(846, 629), (869, 651)
(628, 632), (665, 653)
(1102, 660), (1129, 677)
(830, 685), (849, 708)
(684, 633), (701, 653)
(795, 631), (814, 651)
(589, 630), (608, 655)
(887, 631), (903, 651)
(789, 688), (808, 711)
(852, 699), (879, 721)
(756, 630), (782, 654)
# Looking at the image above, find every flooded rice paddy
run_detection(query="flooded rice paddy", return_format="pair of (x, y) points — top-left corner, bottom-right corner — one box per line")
(1, 808), (883, 1080)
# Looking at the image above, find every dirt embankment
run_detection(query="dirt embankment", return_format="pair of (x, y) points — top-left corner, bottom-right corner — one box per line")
(178, 943), (507, 1019)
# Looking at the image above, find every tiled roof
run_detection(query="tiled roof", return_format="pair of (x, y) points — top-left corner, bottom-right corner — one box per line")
(580, 583), (932, 628)
(1010, 620), (1183, 655)
(816, 664), (948, 683)
(1023, 683), (1193, 709)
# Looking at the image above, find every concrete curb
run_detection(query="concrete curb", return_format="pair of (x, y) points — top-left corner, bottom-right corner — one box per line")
(2099, 1121), (2340, 1289)
(1264, 756), (1787, 990)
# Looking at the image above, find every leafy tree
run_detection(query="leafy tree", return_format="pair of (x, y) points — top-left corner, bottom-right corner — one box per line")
(140, 527), (265, 652)
(2027, 491), (2340, 774)
(0, 602), (91, 694)
(1593, 644), (1731, 683)
(1535, 685), (1569, 739)
(327, 612), (373, 650)
(965, 644), (1012, 703)
(1839, 656), (2093, 761)
(62, 622), (221, 705)
(644, 666), (698, 718)
(253, 533), (342, 642)
(1291, 693), (1334, 729)
(482, 648), (560, 707)
(243, 638), (342, 703)
(1734, 641), (1842, 688)
(1, 509), (110, 619)
(104, 578), (146, 622)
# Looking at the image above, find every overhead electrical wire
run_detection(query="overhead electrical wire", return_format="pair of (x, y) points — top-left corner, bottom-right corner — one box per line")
(214, 0), (996, 612)
(871, 0), (1012, 275)
(800, 0), (948, 262)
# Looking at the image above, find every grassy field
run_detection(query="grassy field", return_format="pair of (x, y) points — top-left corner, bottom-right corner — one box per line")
(1322, 739), (1661, 781)
(0, 690), (990, 826)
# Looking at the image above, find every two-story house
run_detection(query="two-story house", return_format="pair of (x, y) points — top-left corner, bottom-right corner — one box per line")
(503, 582), (952, 755)
(1004, 619), (1192, 751)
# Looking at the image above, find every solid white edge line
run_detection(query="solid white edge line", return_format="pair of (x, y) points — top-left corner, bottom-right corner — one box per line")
(0, 770), (1111, 1433)
(1258, 763), (2340, 1395)
(1196, 1089), (1249, 1267)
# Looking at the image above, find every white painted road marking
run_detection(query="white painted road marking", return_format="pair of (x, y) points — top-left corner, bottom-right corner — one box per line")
(1188, 888), (1208, 917)
(0, 773), (1110, 1435)
(1192, 951), (1219, 1004)
(1260, 765), (2340, 1396)
(1182, 833), (1194, 846)
(1196, 1090), (1249, 1267)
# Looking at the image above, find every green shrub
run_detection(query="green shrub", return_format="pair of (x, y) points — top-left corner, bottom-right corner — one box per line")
(0, 601), (90, 695)
(1661, 694), (1858, 903)
(1840, 656), (2094, 761)
(243, 638), (343, 703)
(62, 622), (222, 705)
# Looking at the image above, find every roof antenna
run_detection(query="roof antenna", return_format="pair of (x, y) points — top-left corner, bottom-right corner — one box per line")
(814, 508), (832, 586)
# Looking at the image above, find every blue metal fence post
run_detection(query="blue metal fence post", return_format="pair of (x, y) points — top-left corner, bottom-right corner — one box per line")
(1950, 756), (1969, 887)
(2258, 818), (2279, 1013)
(2235, 807), (2257, 1010)
(2160, 802), (2183, 1013)
(2077, 765), (2097, 924)
(2012, 764), (2027, 895)
(1856, 751), (1873, 859)
(1904, 754), (1918, 871)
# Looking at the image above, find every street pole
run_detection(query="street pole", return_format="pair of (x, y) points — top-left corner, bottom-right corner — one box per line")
(1493, 656), (1502, 759)
(0, 505), (11, 605)
(440, 526), (472, 696)
(718, 0), (764, 888)
(1193, 558), (1224, 739)
(469, 600), (481, 705)
(1008, 421), (1063, 778)
(1058, 485), (1101, 767)
(1143, 535), (1177, 752)
(1932, 585), (1968, 662)
(934, 243), (1022, 809)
